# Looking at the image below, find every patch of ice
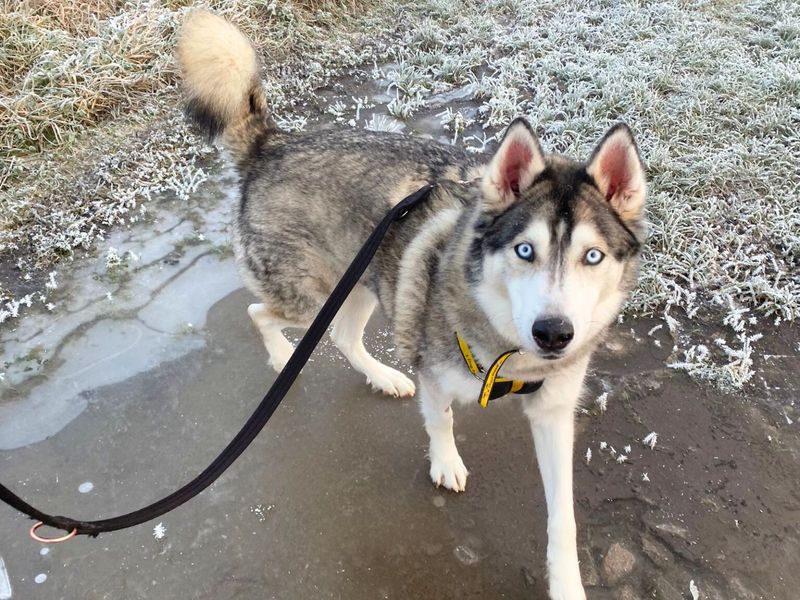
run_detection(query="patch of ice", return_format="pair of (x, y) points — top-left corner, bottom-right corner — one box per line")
(0, 556), (11, 599)
(453, 545), (480, 566)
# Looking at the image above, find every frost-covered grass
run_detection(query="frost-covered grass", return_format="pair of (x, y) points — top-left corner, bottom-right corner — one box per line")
(370, 0), (799, 389)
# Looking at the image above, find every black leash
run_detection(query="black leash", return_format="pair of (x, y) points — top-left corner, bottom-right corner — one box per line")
(0, 184), (435, 540)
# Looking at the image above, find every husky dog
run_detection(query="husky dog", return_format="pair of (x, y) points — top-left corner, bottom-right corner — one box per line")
(178, 11), (646, 599)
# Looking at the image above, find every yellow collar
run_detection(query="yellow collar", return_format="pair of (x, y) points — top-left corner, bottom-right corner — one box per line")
(455, 333), (544, 407)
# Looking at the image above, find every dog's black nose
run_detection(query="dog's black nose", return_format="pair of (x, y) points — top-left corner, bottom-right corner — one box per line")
(532, 317), (574, 352)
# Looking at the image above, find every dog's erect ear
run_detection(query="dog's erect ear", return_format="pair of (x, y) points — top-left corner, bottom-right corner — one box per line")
(481, 118), (546, 210)
(586, 124), (646, 221)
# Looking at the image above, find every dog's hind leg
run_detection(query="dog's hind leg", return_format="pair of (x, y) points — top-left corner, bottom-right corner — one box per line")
(247, 303), (305, 373)
(331, 285), (415, 398)
(418, 375), (468, 492)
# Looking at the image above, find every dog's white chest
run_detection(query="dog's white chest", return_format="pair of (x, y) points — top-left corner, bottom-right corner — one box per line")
(434, 365), (485, 406)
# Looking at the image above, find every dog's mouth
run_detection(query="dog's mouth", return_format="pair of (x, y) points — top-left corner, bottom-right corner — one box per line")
(518, 345), (567, 362)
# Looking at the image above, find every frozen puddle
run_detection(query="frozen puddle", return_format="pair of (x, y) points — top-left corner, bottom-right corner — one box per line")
(0, 159), (241, 450)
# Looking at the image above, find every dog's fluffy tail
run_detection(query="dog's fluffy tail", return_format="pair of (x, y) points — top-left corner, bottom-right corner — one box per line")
(177, 10), (275, 161)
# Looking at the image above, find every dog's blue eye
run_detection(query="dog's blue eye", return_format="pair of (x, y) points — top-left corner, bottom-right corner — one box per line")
(585, 248), (605, 265)
(515, 243), (534, 261)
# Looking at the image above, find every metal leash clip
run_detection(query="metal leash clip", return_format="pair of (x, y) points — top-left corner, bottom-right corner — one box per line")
(30, 521), (78, 544)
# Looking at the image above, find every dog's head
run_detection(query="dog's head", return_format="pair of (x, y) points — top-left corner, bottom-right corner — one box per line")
(467, 118), (646, 362)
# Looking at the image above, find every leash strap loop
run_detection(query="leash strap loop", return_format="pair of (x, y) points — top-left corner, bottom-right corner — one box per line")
(0, 184), (436, 540)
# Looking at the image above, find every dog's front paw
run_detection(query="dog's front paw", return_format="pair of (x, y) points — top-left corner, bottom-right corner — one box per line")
(429, 452), (469, 492)
(366, 365), (416, 398)
(547, 557), (585, 600)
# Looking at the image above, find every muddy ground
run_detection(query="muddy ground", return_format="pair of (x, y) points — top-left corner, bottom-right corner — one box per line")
(1, 69), (799, 599)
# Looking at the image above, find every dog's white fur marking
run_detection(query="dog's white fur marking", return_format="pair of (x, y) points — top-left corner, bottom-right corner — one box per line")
(331, 285), (415, 397)
(507, 272), (551, 349)
(476, 220), (628, 360)
(418, 375), (470, 492)
(473, 251), (523, 347)
(247, 303), (301, 372)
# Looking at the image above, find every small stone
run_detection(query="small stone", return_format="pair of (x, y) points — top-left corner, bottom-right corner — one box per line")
(453, 545), (479, 566)
(602, 543), (637, 585)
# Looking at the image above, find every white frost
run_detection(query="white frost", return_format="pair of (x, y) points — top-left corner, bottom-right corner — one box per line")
(642, 432), (658, 449)
(646, 324), (663, 336)
(689, 579), (700, 600)
(153, 522), (167, 540)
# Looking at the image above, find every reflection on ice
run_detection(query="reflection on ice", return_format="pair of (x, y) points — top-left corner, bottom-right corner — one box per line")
(0, 161), (240, 449)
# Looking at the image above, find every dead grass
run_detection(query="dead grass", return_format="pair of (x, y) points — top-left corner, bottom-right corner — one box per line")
(1, 0), (384, 275)
(13, 0), (126, 35)
(1, 1), (174, 155)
